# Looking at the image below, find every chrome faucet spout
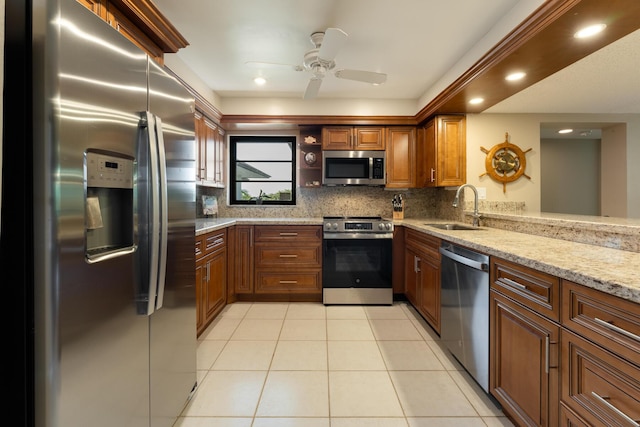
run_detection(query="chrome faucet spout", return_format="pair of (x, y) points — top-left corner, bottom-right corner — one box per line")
(453, 184), (481, 227)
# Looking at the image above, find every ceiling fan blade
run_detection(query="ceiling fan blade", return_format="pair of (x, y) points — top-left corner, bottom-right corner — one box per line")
(245, 61), (303, 72)
(334, 69), (387, 85)
(303, 78), (322, 100)
(317, 28), (348, 61)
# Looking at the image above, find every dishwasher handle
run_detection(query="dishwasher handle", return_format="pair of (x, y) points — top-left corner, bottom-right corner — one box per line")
(439, 246), (489, 271)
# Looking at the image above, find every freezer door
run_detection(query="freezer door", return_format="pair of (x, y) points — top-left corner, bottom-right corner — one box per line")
(49, 1), (150, 426)
(147, 59), (197, 427)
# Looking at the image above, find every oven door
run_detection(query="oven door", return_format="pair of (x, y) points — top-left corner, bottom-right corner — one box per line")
(322, 234), (392, 289)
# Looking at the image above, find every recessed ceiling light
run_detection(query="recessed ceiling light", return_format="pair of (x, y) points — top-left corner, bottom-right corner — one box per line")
(469, 97), (484, 105)
(253, 76), (266, 85)
(574, 23), (606, 39)
(505, 72), (526, 81)
(558, 129), (573, 134)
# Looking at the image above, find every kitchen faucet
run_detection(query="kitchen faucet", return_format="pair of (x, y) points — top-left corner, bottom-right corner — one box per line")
(453, 184), (481, 227)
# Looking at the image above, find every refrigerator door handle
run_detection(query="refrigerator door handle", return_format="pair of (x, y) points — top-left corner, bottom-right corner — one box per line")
(153, 115), (169, 310)
(142, 111), (161, 316)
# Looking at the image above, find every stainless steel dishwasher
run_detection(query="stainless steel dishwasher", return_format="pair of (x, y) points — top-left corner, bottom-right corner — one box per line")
(439, 242), (490, 392)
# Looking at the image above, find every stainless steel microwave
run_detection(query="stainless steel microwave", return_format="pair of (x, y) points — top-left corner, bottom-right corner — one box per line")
(322, 150), (386, 186)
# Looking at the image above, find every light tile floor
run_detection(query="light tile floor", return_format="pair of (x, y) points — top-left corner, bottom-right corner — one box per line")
(174, 301), (515, 427)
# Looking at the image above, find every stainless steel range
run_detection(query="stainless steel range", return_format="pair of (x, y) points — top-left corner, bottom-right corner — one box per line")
(322, 216), (393, 305)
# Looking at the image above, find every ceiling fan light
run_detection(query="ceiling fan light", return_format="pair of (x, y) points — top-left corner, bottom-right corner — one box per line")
(505, 72), (526, 81)
(253, 76), (266, 85)
(574, 23), (606, 39)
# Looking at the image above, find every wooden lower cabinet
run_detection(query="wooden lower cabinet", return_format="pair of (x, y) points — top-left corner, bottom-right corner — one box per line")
(404, 229), (441, 333)
(490, 290), (560, 427)
(560, 403), (591, 427)
(561, 329), (640, 427)
(195, 229), (227, 336)
(253, 225), (322, 300)
(228, 225), (322, 301)
(232, 225), (254, 295)
(560, 281), (640, 427)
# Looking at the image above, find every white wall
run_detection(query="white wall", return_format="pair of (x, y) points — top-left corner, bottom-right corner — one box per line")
(601, 124), (627, 217)
(465, 114), (541, 212)
(541, 138), (600, 215)
(467, 113), (640, 218)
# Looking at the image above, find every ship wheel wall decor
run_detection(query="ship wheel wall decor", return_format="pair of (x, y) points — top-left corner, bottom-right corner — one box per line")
(480, 132), (532, 193)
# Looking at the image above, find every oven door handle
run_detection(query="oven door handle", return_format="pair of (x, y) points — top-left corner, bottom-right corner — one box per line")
(323, 232), (393, 240)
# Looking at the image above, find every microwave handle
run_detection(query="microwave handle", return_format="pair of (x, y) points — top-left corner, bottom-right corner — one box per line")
(369, 157), (374, 179)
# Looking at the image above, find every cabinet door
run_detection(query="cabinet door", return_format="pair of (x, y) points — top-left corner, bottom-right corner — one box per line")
(421, 116), (466, 187)
(422, 120), (437, 187)
(386, 127), (416, 188)
(418, 255), (440, 334)
(490, 290), (560, 427)
(195, 258), (205, 333)
(204, 118), (217, 183)
(234, 226), (254, 294)
(322, 127), (352, 150)
(77, 0), (108, 19)
(404, 246), (419, 307)
(194, 113), (206, 182)
(205, 248), (227, 320)
(354, 127), (385, 150)
(436, 116), (466, 187)
(106, 3), (164, 64)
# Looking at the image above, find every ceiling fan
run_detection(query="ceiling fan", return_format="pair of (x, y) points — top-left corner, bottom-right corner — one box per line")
(246, 28), (387, 100)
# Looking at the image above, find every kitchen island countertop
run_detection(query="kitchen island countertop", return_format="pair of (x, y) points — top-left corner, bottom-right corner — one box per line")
(195, 217), (640, 304)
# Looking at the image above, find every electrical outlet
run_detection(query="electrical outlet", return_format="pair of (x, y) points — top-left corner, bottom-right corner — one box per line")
(477, 187), (487, 200)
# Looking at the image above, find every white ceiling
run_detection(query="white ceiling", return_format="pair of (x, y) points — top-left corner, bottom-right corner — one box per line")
(153, 0), (639, 116)
(153, 0), (536, 102)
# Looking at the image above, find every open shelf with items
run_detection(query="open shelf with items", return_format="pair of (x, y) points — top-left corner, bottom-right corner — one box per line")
(299, 126), (322, 188)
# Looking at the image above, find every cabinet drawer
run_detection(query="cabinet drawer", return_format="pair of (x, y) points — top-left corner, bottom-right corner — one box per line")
(491, 257), (560, 322)
(203, 230), (226, 253)
(404, 229), (440, 260)
(254, 225), (321, 243)
(195, 234), (204, 260)
(255, 244), (321, 268)
(255, 270), (321, 293)
(562, 329), (640, 427)
(562, 280), (640, 365)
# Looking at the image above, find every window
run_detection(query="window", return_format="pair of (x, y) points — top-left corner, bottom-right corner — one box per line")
(229, 136), (296, 205)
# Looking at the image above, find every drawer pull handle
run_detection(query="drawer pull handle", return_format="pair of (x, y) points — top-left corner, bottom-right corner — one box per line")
(279, 232), (298, 236)
(279, 254), (298, 258)
(594, 317), (640, 343)
(501, 277), (528, 291)
(591, 392), (640, 426)
(279, 280), (298, 284)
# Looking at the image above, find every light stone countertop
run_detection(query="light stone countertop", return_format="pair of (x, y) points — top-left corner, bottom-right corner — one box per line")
(196, 217), (640, 304)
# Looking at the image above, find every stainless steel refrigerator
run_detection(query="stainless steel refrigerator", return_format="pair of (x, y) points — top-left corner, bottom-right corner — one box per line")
(2, 1), (197, 426)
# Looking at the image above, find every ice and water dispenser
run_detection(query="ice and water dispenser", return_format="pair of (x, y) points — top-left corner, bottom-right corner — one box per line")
(85, 150), (135, 261)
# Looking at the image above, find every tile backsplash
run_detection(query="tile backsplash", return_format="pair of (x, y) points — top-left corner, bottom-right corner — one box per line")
(197, 185), (459, 220)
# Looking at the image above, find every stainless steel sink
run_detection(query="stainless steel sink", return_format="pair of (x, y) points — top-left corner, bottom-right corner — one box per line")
(424, 223), (481, 231)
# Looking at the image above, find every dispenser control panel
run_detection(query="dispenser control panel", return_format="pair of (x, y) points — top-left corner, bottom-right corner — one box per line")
(86, 152), (133, 189)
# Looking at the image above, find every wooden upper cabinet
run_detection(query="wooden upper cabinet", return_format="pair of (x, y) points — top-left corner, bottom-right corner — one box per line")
(386, 127), (417, 188)
(322, 126), (385, 150)
(76, 0), (189, 64)
(421, 115), (466, 187)
(195, 112), (225, 187)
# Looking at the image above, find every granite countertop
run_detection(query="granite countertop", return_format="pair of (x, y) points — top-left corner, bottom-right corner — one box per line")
(399, 219), (640, 304)
(195, 217), (640, 304)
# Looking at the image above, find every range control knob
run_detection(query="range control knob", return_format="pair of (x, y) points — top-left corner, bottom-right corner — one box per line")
(378, 223), (385, 230)
(385, 223), (392, 230)
(332, 223), (338, 230)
